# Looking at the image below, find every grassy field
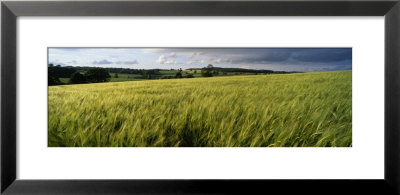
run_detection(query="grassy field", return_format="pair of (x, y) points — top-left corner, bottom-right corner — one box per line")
(48, 71), (352, 147)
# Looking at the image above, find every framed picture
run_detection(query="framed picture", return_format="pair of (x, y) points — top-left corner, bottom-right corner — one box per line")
(1, 0), (399, 194)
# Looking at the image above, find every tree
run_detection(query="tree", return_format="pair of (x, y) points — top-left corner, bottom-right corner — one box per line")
(48, 65), (77, 78)
(201, 64), (214, 77)
(48, 71), (61, 86)
(84, 67), (111, 83)
(70, 72), (86, 84)
(114, 73), (119, 78)
(175, 69), (183, 78)
(142, 71), (152, 79)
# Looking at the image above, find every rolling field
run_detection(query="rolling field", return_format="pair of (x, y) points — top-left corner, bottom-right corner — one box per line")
(48, 71), (352, 147)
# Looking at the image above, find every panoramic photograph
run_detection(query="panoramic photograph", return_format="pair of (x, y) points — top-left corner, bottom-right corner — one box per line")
(48, 48), (352, 147)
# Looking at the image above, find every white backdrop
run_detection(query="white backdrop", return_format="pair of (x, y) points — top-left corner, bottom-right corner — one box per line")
(17, 17), (384, 179)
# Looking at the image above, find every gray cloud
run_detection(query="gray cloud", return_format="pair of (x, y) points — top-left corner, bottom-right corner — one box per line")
(291, 49), (352, 62)
(143, 48), (351, 65)
(168, 53), (177, 58)
(156, 55), (179, 64)
(92, 59), (113, 65)
(116, 60), (138, 65)
(49, 47), (352, 72)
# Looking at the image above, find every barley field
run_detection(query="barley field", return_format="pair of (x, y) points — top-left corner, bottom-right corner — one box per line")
(48, 71), (352, 147)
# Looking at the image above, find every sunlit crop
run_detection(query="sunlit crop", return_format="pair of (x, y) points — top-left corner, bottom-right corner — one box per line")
(48, 71), (352, 147)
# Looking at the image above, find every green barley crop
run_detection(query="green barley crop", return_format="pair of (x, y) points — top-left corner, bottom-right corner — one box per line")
(48, 70), (352, 147)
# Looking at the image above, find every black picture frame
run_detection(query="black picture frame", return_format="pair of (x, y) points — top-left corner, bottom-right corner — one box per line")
(1, 0), (399, 194)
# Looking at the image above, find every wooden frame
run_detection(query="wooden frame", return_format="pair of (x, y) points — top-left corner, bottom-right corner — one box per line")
(2, 0), (399, 194)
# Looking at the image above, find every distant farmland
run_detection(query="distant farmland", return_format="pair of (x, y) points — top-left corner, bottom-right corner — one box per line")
(48, 71), (352, 147)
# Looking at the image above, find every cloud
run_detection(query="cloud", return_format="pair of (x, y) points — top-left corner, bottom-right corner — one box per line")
(215, 58), (231, 64)
(116, 60), (138, 65)
(124, 60), (139, 65)
(186, 60), (199, 65)
(198, 58), (232, 64)
(165, 60), (177, 64)
(156, 55), (179, 64)
(92, 59), (113, 65)
(230, 50), (292, 64)
(156, 55), (166, 64)
(201, 58), (214, 64)
(187, 48), (351, 65)
(189, 52), (202, 59)
(168, 53), (177, 58)
(291, 48), (352, 62)
(150, 48), (351, 71)
(49, 47), (352, 72)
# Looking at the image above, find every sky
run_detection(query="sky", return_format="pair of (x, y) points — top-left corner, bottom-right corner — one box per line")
(48, 48), (352, 72)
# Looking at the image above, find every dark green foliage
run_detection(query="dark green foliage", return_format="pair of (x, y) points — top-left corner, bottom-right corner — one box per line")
(48, 71), (61, 86)
(70, 72), (86, 84)
(201, 70), (213, 77)
(48, 65), (77, 78)
(161, 76), (174, 79)
(142, 70), (153, 79)
(48, 64), (77, 86)
(190, 66), (280, 74)
(48, 64), (297, 86)
(64, 66), (294, 78)
(84, 68), (111, 83)
(71, 66), (162, 75)
(201, 64), (214, 77)
(175, 70), (183, 78)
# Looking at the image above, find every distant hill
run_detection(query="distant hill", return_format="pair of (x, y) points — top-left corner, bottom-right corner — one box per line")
(187, 67), (300, 74)
(52, 65), (299, 75)
(48, 64), (301, 86)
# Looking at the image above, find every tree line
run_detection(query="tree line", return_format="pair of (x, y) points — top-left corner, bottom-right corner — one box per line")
(69, 66), (162, 76)
(197, 64), (294, 77)
(48, 64), (111, 85)
(48, 64), (297, 86)
(189, 65), (290, 75)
